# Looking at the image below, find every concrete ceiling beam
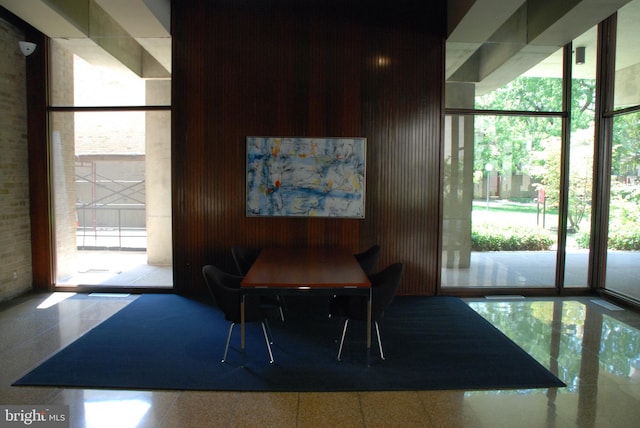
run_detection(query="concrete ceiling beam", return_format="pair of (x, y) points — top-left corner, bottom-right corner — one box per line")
(446, 0), (634, 92)
(0, 0), (170, 78)
(0, 0), (86, 37)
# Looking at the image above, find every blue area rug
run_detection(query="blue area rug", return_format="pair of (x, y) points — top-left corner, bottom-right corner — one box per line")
(14, 294), (565, 391)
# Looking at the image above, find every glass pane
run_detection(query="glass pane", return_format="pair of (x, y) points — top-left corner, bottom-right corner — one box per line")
(614, 0), (640, 110)
(564, 102), (595, 287)
(50, 39), (170, 107)
(566, 27), (597, 288)
(605, 112), (640, 300)
(442, 114), (561, 287)
(49, 27), (172, 288)
(52, 110), (173, 287)
(475, 74), (563, 111)
(446, 46), (564, 111)
(607, 0), (640, 300)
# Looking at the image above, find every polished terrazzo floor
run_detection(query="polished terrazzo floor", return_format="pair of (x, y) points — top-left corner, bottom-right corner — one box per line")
(1, 292), (639, 428)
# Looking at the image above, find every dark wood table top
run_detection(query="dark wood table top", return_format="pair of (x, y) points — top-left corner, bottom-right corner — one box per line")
(241, 247), (371, 288)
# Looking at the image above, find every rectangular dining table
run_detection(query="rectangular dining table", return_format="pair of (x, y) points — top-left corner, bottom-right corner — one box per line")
(240, 247), (372, 364)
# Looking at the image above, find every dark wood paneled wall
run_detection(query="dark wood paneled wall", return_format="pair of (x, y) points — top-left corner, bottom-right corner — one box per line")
(172, 1), (445, 295)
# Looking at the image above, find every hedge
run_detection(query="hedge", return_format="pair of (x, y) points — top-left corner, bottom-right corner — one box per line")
(472, 224), (554, 251)
(576, 229), (640, 251)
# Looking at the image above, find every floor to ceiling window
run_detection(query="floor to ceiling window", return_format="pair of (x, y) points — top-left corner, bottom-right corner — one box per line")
(565, 27), (597, 288)
(48, 2), (172, 289)
(443, 8), (599, 293)
(443, 1), (639, 305)
(604, 0), (640, 303)
(443, 110), (564, 288)
(443, 46), (585, 290)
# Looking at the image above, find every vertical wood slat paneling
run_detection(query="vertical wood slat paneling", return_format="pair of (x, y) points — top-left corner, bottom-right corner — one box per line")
(172, 1), (445, 295)
(361, 29), (444, 295)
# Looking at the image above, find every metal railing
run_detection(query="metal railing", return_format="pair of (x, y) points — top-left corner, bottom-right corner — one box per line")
(77, 206), (147, 250)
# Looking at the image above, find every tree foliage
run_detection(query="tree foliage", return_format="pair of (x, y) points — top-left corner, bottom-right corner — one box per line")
(474, 77), (595, 179)
(474, 77), (597, 230)
(612, 112), (640, 176)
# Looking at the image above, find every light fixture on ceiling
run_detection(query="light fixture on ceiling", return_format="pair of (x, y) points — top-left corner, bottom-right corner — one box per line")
(575, 46), (586, 65)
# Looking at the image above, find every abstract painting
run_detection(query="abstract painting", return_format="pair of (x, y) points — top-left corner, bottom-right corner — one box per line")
(246, 137), (366, 217)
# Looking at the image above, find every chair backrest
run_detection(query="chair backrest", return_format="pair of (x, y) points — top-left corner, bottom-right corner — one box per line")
(231, 246), (260, 276)
(348, 262), (403, 321)
(354, 244), (381, 275)
(202, 265), (262, 322)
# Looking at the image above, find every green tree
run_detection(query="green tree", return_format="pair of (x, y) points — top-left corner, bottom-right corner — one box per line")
(474, 77), (595, 231)
(529, 138), (592, 231)
(612, 113), (640, 176)
(474, 78), (566, 179)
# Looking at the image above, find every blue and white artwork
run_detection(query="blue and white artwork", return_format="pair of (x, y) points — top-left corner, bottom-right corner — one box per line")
(246, 137), (366, 218)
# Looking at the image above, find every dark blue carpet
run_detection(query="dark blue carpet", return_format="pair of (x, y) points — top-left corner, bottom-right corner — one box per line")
(14, 294), (565, 391)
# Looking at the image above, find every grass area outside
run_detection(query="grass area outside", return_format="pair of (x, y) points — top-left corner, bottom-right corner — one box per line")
(471, 199), (585, 250)
(472, 199), (559, 229)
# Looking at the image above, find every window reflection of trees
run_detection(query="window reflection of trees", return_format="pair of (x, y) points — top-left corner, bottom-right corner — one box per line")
(468, 301), (640, 393)
(600, 315), (640, 377)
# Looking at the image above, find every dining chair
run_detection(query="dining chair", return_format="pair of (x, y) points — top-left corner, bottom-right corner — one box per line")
(231, 245), (286, 321)
(231, 245), (260, 276)
(334, 262), (404, 361)
(202, 265), (274, 363)
(329, 246), (391, 314)
(329, 244), (381, 320)
(354, 244), (381, 275)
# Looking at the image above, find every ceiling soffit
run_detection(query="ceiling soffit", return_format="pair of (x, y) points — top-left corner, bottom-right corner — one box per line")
(446, 0), (633, 94)
(0, 0), (170, 77)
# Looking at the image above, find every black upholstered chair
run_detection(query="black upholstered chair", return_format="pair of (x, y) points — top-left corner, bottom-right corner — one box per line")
(231, 245), (259, 276)
(328, 244), (381, 320)
(333, 263), (404, 361)
(232, 245), (286, 321)
(354, 244), (381, 275)
(202, 265), (274, 363)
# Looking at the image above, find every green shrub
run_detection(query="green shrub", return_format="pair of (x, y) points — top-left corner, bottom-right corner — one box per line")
(608, 229), (640, 250)
(575, 232), (590, 249)
(603, 182), (640, 250)
(472, 224), (554, 251)
(576, 229), (640, 250)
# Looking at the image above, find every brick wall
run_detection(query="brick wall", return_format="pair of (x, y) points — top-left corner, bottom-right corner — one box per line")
(0, 17), (33, 302)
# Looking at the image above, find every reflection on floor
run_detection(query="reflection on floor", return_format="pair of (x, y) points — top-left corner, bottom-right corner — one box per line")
(1, 293), (639, 427)
(57, 251), (173, 288)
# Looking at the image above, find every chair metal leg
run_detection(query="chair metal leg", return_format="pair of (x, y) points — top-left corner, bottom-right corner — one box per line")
(337, 320), (384, 362)
(337, 319), (349, 361)
(374, 321), (385, 360)
(263, 318), (274, 344)
(277, 296), (287, 321)
(222, 322), (235, 362)
(261, 321), (275, 363)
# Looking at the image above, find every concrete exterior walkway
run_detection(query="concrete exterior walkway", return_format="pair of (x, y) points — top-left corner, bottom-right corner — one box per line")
(442, 250), (640, 301)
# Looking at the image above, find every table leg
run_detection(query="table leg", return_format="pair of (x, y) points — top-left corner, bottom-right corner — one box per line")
(366, 288), (372, 366)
